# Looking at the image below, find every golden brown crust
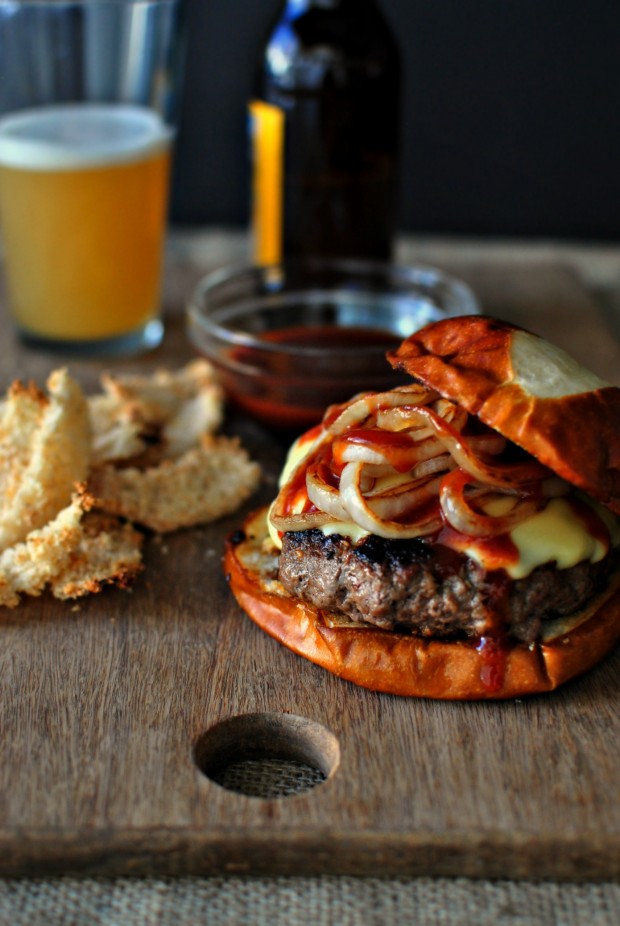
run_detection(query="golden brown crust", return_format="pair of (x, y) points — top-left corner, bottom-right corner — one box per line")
(224, 508), (620, 700)
(388, 316), (620, 515)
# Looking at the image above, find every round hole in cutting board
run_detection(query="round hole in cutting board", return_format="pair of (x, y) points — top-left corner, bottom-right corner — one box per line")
(194, 712), (340, 799)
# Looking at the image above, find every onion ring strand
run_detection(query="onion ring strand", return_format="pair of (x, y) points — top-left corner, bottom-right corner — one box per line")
(271, 389), (558, 541)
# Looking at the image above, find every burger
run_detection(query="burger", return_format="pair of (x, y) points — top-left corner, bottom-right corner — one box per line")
(224, 316), (620, 699)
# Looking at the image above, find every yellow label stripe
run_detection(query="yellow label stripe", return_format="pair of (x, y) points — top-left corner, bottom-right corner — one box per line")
(249, 100), (284, 265)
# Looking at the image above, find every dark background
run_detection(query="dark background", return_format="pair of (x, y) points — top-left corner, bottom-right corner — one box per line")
(170, 0), (620, 240)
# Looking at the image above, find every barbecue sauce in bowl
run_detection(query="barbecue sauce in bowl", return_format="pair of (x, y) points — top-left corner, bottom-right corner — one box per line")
(220, 324), (403, 431)
(186, 258), (480, 432)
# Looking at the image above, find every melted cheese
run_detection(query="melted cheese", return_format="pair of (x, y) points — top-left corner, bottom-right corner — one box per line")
(471, 496), (613, 579)
(279, 425), (323, 485)
(268, 427), (325, 548)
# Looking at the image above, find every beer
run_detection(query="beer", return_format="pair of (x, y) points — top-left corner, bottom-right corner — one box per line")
(249, 0), (401, 264)
(0, 104), (172, 343)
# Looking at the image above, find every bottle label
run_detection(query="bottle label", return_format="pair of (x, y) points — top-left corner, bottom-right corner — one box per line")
(249, 100), (285, 265)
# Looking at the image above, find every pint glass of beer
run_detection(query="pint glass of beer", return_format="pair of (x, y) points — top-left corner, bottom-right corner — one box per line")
(0, 0), (181, 355)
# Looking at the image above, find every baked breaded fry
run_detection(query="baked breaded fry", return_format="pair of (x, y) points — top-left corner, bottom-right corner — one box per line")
(89, 359), (223, 465)
(0, 369), (90, 550)
(89, 435), (261, 533)
(0, 488), (91, 607)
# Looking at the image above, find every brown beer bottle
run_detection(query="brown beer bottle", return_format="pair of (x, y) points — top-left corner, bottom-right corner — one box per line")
(249, 0), (401, 264)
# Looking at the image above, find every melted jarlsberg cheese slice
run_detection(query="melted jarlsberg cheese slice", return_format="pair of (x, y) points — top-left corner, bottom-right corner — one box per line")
(448, 495), (618, 579)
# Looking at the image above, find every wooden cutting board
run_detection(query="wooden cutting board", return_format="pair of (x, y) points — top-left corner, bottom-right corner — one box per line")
(0, 258), (619, 879)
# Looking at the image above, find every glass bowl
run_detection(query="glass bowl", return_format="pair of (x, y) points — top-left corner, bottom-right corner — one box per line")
(186, 258), (479, 431)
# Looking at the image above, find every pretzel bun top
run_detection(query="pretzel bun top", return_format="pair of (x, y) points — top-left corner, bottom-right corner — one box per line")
(389, 316), (620, 515)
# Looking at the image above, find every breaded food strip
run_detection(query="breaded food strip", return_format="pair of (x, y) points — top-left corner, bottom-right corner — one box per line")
(90, 435), (261, 533)
(0, 369), (90, 550)
(0, 489), (90, 607)
(0, 490), (142, 607)
(161, 389), (225, 459)
(0, 383), (45, 483)
(51, 512), (143, 600)
(88, 394), (145, 464)
(89, 360), (224, 465)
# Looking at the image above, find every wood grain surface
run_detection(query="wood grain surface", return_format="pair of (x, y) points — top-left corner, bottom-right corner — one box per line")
(0, 242), (619, 879)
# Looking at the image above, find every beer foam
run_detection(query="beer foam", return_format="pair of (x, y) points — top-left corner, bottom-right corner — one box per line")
(0, 104), (172, 170)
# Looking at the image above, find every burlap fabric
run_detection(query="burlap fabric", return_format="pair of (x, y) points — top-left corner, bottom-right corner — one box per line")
(0, 877), (618, 925)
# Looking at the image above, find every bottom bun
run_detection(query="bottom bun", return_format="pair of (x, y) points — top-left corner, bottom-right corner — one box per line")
(224, 507), (620, 700)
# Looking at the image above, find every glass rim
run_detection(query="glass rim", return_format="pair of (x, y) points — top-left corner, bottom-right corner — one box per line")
(187, 257), (480, 357)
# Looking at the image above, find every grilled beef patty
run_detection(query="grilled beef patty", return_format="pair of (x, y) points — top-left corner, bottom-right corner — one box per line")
(278, 530), (617, 642)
